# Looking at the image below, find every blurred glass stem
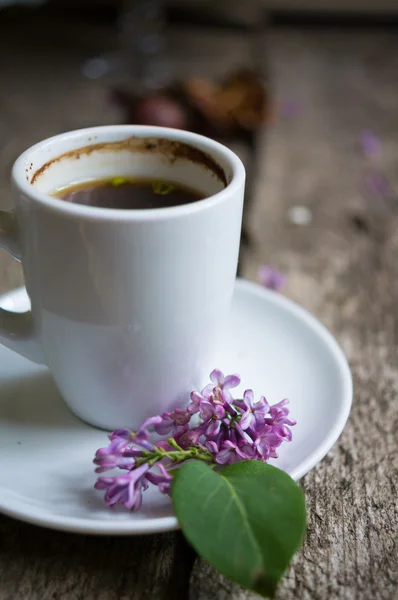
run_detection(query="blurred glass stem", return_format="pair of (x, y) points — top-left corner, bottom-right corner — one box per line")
(118, 0), (170, 91)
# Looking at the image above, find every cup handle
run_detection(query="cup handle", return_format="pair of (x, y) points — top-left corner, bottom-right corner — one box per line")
(0, 210), (45, 364)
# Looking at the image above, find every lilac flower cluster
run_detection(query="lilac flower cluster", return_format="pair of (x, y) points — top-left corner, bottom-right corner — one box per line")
(93, 369), (296, 511)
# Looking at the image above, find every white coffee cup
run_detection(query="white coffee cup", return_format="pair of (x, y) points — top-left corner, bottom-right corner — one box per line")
(0, 126), (245, 430)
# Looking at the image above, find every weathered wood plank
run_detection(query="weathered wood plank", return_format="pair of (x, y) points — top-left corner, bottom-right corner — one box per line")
(191, 28), (398, 600)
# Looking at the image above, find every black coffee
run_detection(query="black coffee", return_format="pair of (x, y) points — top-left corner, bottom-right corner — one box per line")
(52, 178), (204, 209)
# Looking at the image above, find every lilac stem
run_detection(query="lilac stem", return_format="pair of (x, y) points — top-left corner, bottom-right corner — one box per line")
(134, 441), (213, 468)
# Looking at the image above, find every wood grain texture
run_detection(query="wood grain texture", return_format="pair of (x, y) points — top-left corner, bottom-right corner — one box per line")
(206, 29), (398, 600)
(0, 12), (397, 600)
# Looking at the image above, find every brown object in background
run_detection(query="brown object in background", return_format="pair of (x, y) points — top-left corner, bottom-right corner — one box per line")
(134, 95), (189, 129)
(183, 69), (270, 135)
(112, 69), (270, 138)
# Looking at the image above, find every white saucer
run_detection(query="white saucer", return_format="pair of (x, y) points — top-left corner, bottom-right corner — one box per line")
(0, 280), (352, 535)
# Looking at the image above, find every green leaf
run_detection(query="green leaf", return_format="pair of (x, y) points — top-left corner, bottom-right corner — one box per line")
(172, 460), (306, 599)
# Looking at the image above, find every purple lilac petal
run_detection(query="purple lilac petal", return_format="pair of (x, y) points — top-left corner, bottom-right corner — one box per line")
(204, 387), (233, 404)
(228, 428), (238, 445)
(253, 396), (270, 423)
(188, 391), (203, 414)
(215, 441), (240, 465)
(240, 393), (270, 430)
(212, 387), (225, 405)
(94, 438), (129, 460)
(272, 423), (293, 441)
(109, 429), (132, 442)
(155, 440), (174, 451)
(269, 447), (279, 459)
(95, 463), (149, 510)
(94, 476), (113, 490)
(93, 453), (135, 473)
(204, 440), (219, 454)
(199, 400), (215, 422)
(215, 440), (250, 465)
(242, 389), (254, 410)
(258, 265), (286, 291)
(267, 399), (296, 426)
(122, 447), (143, 458)
(238, 440), (257, 459)
(234, 420), (248, 440)
(360, 130), (381, 158)
(200, 383), (215, 399)
(254, 427), (284, 460)
(175, 423), (207, 449)
(214, 404), (226, 420)
(131, 436), (155, 451)
(199, 400), (226, 427)
(205, 418), (222, 437)
(222, 374), (241, 389)
(212, 387), (237, 415)
(235, 445), (252, 460)
(102, 437), (130, 453)
(206, 369), (241, 401)
(154, 411), (190, 436)
(244, 425), (258, 442)
(93, 438), (134, 473)
(137, 415), (163, 435)
(223, 399), (238, 416)
(210, 424), (229, 449)
(239, 395), (254, 429)
(200, 400), (225, 423)
(145, 463), (173, 495)
(170, 408), (191, 426)
(266, 405), (296, 428)
(110, 415), (162, 442)
(215, 449), (233, 464)
(254, 438), (270, 460)
(209, 369), (240, 391)
(108, 428), (154, 450)
(94, 437), (144, 472)
(154, 412), (174, 435)
(365, 173), (390, 197)
(210, 369), (223, 385)
(272, 398), (289, 409)
(232, 399), (246, 413)
(260, 427), (283, 447)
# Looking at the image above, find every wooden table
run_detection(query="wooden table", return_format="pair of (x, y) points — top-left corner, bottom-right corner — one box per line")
(0, 12), (397, 599)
